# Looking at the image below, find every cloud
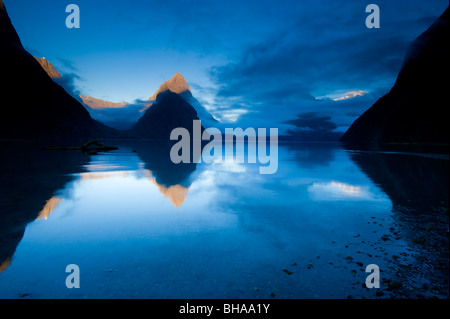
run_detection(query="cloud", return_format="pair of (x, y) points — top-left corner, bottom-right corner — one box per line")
(308, 181), (378, 201)
(206, 1), (446, 131)
(284, 112), (337, 132)
(282, 112), (342, 141)
(214, 107), (250, 123)
(124, 98), (152, 113)
(211, 23), (407, 100)
(317, 90), (368, 101)
(53, 73), (82, 101)
(54, 57), (79, 73)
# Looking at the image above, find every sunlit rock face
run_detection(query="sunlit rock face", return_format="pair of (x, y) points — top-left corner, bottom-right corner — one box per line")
(148, 72), (191, 103)
(79, 95), (128, 109)
(139, 72), (191, 113)
(32, 54), (213, 133)
(34, 57), (62, 79)
(341, 7), (450, 145)
(142, 72), (219, 128)
(0, 258), (11, 273)
(37, 197), (63, 220)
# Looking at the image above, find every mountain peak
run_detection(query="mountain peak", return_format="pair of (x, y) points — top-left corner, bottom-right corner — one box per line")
(0, 0), (23, 49)
(171, 72), (186, 82)
(0, 0), (104, 141)
(149, 72), (191, 102)
(133, 91), (200, 140)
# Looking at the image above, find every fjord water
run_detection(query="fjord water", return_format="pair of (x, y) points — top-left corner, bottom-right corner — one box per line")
(0, 141), (448, 298)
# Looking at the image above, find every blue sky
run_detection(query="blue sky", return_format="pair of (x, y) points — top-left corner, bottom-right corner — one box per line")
(4, 0), (448, 133)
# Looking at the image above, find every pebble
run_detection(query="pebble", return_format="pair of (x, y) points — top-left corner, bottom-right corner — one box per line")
(282, 269), (293, 275)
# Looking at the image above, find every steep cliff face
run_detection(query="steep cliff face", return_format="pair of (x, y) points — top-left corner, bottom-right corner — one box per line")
(0, 1), (112, 142)
(341, 7), (449, 145)
(141, 73), (218, 127)
(34, 57), (62, 79)
(132, 91), (201, 140)
(0, 0), (22, 48)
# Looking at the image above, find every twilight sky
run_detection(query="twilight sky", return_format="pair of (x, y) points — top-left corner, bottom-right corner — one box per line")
(4, 0), (448, 133)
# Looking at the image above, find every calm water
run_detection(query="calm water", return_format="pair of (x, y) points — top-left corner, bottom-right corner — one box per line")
(0, 141), (448, 299)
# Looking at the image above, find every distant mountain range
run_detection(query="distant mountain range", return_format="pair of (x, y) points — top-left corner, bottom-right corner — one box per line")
(0, 0), (216, 141)
(79, 95), (128, 109)
(31, 55), (142, 130)
(341, 7), (449, 146)
(2, 0), (448, 146)
(34, 54), (216, 131)
(78, 95), (142, 130)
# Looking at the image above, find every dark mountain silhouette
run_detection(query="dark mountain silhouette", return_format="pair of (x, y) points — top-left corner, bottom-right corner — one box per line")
(142, 72), (218, 128)
(33, 55), (215, 132)
(132, 91), (202, 140)
(0, 1), (117, 142)
(33, 55), (139, 133)
(181, 90), (219, 128)
(78, 72), (216, 133)
(341, 7), (450, 146)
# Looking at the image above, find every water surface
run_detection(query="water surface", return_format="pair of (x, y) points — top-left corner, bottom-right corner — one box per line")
(0, 141), (448, 298)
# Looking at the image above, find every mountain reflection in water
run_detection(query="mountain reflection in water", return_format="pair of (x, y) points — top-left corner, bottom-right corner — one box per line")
(0, 141), (447, 299)
(0, 141), (197, 273)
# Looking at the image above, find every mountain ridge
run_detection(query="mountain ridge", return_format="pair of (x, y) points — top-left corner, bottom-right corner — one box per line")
(132, 91), (202, 140)
(142, 73), (218, 127)
(341, 7), (450, 146)
(0, 1), (120, 142)
(147, 72), (191, 104)
(34, 57), (62, 79)
(1, 1), (217, 140)
(80, 95), (128, 109)
(33, 57), (217, 131)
